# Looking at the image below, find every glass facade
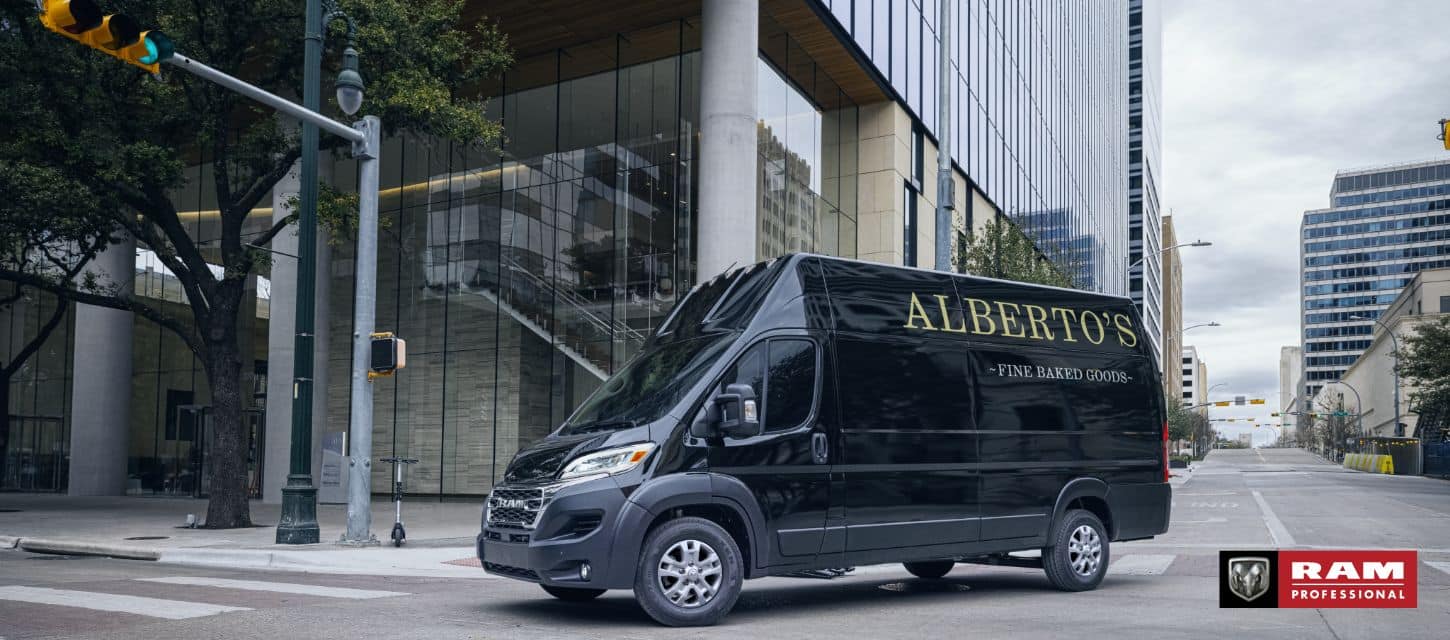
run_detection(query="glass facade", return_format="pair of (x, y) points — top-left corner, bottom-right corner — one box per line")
(822, 0), (1130, 293)
(1300, 159), (1450, 398)
(0, 286), (73, 492)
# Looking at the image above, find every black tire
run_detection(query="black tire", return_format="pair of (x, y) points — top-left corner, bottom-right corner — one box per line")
(391, 523), (405, 547)
(903, 560), (955, 579)
(541, 585), (606, 601)
(633, 516), (744, 627)
(1042, 509), (1109, 592)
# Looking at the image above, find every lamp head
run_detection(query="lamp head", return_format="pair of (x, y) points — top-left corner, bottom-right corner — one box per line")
(335, 46), (364, 116)
(1191, 240), (1213, 247)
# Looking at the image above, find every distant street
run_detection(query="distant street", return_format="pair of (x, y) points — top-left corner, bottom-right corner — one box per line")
(3, 448), (1449, 640)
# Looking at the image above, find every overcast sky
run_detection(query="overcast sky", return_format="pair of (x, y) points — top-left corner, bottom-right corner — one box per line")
(1162, 0), (1450, 443)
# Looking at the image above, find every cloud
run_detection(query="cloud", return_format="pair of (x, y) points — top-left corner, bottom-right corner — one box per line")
(1161, 0), (1450, 442)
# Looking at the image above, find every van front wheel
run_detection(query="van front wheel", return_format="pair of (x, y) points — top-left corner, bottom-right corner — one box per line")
(1042, 509), (1109, 591)
(634, 516), (744, 627)
(903, 560), (955, 579)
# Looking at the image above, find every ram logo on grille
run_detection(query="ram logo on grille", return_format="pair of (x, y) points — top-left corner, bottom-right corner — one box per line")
(494, 498), (528, 510)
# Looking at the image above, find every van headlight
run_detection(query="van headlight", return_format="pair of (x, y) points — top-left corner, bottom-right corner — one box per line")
(559, 443), (656, 480)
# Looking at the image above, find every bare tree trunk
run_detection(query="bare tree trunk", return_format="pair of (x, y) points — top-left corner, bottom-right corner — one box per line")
(0, 380), (9, 486)
(203, 338), (252, 528)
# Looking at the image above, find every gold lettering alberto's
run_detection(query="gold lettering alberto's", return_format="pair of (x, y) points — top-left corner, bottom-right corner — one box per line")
(995, 301), (1027, 338)
(1023, 304), (1054, 340)
(1051, 307), (1079, 342)
(934, 294), (968, 333)
(1113, 313), (1138, 347)
(904, 292), (938, 330)
(1081, 311), (1107, 345)
(964, 298), (997, 336)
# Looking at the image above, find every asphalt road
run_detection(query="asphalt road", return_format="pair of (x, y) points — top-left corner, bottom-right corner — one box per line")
(2, 447), (1448, 639)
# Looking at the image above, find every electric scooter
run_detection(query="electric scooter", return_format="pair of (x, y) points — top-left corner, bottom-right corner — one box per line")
(379, 456), (418, 547)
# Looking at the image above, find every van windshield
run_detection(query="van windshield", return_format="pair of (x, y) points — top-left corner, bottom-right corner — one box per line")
(560, 335), (733, 434)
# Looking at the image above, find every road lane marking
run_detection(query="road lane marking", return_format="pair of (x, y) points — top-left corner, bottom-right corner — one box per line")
(1172, 517), (1228, 524)
(1176, 492), (1238, 496)
(1251, 490), (1296, 547)
(1109, 555), (1176, 575)
(0, 586), (250, 620)
(136, 577), (409, 599)
(1427, 562), (1450, 578)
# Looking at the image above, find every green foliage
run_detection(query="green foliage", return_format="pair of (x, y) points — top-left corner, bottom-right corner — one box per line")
(955, 216), (1076, 288)
(1396, 316), (1450, 410)
(1165, 398), (1194, 443)
(0, 0), (510, 527)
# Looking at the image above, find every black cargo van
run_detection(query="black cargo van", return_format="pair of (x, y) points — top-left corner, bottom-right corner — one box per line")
(478, 254), (1171, 626)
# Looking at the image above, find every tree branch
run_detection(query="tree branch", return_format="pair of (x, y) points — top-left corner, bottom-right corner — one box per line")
(0, 293), (68, 379)
(0, 268), (206, 359)
(252, 209), (300, 249)
(234, 146), (302, 216)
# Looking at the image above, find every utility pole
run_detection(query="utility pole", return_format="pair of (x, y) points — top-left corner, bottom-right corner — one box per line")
(933, 0), (954, 272)
(344, 118), (382, 545)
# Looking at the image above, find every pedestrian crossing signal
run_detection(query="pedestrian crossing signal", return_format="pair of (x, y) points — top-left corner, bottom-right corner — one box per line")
(38, 0), (174, 73)
(369, 332), (407, 379)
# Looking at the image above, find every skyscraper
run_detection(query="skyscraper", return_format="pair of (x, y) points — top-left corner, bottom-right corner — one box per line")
(1128, 0), (1164, 365)
(1300, 159), (1450, 402)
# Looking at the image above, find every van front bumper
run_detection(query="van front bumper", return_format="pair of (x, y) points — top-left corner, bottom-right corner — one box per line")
(477, 476), (647, 590)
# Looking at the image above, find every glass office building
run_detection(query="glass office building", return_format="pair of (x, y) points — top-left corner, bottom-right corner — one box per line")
(821, 0), (1130, 292)
(1300, 159), (1450, 400)
(5, 2), (1138, 498)
(1127, 0), (1163, 363)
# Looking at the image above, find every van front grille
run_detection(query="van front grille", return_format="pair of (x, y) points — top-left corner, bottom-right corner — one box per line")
(486, 487), (547, 530)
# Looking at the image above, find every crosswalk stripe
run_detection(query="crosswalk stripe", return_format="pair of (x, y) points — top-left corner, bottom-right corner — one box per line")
(0, 586), (250, 620)
(1427, 561), (1450, 577)
(1109, 554), (1176, 575)
(136, 577), (409, 599)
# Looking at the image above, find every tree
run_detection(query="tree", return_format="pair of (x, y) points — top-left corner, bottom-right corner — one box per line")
(1396, 316), (1450, 437)
(0, 1), (511, 527)
(955, 215), (1078, 288)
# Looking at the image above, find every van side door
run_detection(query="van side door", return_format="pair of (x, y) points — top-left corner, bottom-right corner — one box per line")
(703, 334), (831, 569)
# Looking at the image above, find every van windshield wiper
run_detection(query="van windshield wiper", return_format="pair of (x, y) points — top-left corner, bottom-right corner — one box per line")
(567, 419), (637, 434)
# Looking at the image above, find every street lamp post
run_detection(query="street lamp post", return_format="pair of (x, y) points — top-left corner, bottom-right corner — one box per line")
(1127, 240), (1212, 291)
(1349, 314), (1403, 437)
(1325, 379), (1365, 439)
(276, 0), (361, 545)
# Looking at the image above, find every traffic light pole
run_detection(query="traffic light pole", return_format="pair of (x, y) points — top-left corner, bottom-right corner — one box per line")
(159, 53), (383, 544)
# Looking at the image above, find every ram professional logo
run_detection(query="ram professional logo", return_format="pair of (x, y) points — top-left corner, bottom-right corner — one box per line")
(902, 292), (1139, 347)
(492, 498), (528, 510)
(1227, 556), (1272, 602)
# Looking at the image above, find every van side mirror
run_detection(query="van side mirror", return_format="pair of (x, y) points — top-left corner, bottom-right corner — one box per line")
(714, 383), (761, 438)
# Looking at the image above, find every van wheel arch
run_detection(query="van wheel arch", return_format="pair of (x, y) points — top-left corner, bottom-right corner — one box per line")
(642, 503), (756, 579)
(1050, 478), (1115, 541)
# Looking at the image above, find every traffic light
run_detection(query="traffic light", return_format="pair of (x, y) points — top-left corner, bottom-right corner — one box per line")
(369, 332), (407, 379)
(1249, 398), (1266, 405)
(38, 0), (174, 74)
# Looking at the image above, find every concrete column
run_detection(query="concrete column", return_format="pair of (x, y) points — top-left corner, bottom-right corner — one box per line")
(262, 157), (332, 503)
(67, 235), (135, 495)
(696, 0), (759, 279)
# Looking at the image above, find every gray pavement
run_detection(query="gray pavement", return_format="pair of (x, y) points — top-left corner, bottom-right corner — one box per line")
(1, 447), (1448, 639)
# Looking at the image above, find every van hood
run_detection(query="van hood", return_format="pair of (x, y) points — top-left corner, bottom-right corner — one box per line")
(502, 424), (663, 484)
(502, 432), (604, 484)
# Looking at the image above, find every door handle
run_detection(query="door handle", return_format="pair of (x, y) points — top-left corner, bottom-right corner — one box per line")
(811, 432), (828, 465)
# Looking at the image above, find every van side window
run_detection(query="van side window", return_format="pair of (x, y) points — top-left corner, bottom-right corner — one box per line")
(765, 340), (816, 431)
(719, 339), (818, 432)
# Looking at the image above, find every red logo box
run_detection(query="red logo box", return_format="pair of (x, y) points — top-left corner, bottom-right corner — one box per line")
(1278, 550), (1417, 608)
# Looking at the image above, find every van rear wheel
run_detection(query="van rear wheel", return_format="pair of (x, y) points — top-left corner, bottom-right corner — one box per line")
(1042, 509), (1109, 591)
(634, 516), (743, 627)
(903, 560), (955, 579)
(541, 585), (606, 601)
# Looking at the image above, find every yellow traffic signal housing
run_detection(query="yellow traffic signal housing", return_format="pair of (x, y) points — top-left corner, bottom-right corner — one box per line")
(1249, 398), (1266, 405)
(368, 332), (407, 379)
(39, 0), (173, 74)
(1441, 119), (1450, 151)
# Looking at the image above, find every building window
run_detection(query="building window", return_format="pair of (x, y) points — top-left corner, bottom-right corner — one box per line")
(1182, 392), (1193, 400)
(1182, 380), (1193, 388)
(1182, 368), (1192, 376)
(1441, 295), (1450, 313)
(903, 182), (918, 265)
(1182, 357), (1192, 364)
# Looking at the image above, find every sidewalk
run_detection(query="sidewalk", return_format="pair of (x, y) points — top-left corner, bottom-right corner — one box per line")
(0, 493), (490, 578)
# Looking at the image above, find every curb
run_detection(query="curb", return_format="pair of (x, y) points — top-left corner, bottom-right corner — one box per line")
(157, 547), (494, 578)
(16, 537), (160, 561)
